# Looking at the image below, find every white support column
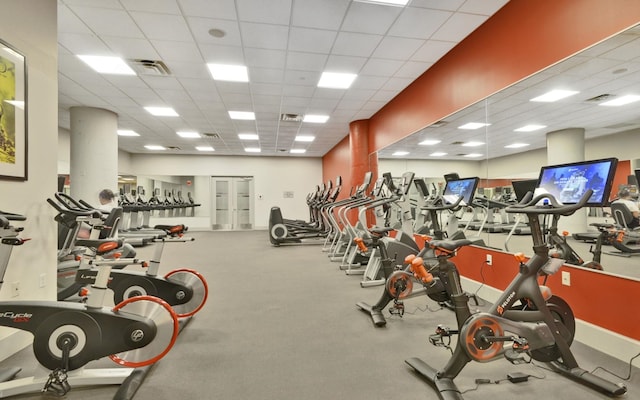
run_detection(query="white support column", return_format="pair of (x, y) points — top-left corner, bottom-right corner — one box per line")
(69, 107), (119, 204)
(547, 128), (586, 233)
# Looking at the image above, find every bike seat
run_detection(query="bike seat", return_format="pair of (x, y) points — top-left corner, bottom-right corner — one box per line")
(370, 227), (394, 236)
(428, 238), (474, 252)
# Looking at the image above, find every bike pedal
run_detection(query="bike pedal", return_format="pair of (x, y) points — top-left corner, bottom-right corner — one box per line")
(504, 349), (528, 364)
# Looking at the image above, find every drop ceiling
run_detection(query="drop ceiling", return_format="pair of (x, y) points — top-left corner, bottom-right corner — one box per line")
(57, 0), (510, 157)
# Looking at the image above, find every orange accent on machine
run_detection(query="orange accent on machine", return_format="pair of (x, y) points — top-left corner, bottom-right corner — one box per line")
(354, 237), (368, 252)
(409, 256), (433, 284)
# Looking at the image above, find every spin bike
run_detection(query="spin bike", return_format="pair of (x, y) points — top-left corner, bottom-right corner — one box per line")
(404, 190), (627, 400)
(356, 195), (479, 327)
(0, 211), (180, 397)
(49, 197), (209, 318)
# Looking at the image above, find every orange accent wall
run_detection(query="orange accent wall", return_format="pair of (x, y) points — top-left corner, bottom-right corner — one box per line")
(322, 135), (350, 201)
(453, 246), (640, 340)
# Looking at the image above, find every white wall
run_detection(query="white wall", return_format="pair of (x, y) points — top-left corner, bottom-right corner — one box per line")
(0, 0), (58, 359)
(125, 153), (323, 229)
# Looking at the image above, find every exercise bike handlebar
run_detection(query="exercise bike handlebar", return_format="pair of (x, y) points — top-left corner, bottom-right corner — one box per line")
(47, 197), (101, 218)
(506, 189), (593, 216)
(419, 193), (465, 212)
(0, 210), (26, 222)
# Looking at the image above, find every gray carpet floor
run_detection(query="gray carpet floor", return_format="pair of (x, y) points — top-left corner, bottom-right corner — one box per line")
(2, 229), (638, 399)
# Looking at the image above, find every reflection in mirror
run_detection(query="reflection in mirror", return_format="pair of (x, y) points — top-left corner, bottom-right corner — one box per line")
(378, 24), (640, 280)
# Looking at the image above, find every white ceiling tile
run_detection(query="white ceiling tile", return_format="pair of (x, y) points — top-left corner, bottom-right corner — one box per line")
(250, 68), (284, 84)
(198, 44), (245, 64)
(286, 52), (328, 72)
(187, 17), (242, 46)
(341, 2), (403, 35)
(382, 77), (414, 92)
(291, 0), (351, 30)
(151, 40), (203, 62)
(283, 70), (320, 86)
(250, 83), (283, 96)
(360, 59), (404, 77)
(236, 0), (292, 25)
(240, 22), (289, 50)
(409, 0), (466, 11)
(131, 12), (193, 41)
(388, 7), (451, 39)
(69, 6), (144, 37)
(167, 62), (210, 79)
(288, 27), (337, 54)
(63, 0), (123, 9)
(332, 32), (383, 57)
(282, 85), (315, 97)
(430, 12), (488, 42)
(324, 55), (368, 72)
(372, 36), (424, 60)
(244, 48), (287, 69)
(58, 32), (111, 55)
(178, 0), (237, 19)
(101, 36), (161, 60)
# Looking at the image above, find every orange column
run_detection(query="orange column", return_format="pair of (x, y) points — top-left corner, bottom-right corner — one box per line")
(349, 120), (376, 226)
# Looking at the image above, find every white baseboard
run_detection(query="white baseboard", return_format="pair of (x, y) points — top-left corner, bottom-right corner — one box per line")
(461, 277), (640, 364)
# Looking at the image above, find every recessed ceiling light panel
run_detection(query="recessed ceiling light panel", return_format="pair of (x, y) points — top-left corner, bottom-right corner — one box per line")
(318, 72), (357, 89)
(145, 106), (179, 117)
(530, 89), (579, 102)
(196, 146), (214, 151)
(295, 135), (315, 142)
(117, 129), (140, 136)
(290, 149), (306, 154)
(303, 114), (329, 123)
(207, 63), (249, 82)
(419, 139), (441, 145)
(245, 147), (261, 153)
(458, 122), (490, 130)
(78, 55), (136, 75)
(462, 141), (485, 147)
(430, 152), (447, 157)
(144, 145), (166, 150)
(229, 111), (255, 120)
(238, 133), (259, 140)
(392, 151), (409, 156)
(177, 131), (200, 138)
(514, 124), (547, 132)
(599, 94), (640, 106)
(505, 143), (530, 148)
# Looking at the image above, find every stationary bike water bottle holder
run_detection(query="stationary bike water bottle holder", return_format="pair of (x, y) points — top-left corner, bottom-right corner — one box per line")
(405, 254), (450, 303)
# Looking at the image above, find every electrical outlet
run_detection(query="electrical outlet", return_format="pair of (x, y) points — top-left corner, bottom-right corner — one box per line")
(561, 271), (571, 286)
(486, 254), (492, 266)
(11, 281), (19, 297)
(39, 273), (46, 288)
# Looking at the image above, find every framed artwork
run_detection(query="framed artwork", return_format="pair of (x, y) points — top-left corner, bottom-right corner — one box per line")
(0, 39), (27, 181)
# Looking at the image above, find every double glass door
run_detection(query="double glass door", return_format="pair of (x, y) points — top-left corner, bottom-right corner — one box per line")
(210, 176), (254, 230)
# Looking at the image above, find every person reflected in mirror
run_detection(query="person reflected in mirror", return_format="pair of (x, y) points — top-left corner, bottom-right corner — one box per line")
(612, 188), (640, 228)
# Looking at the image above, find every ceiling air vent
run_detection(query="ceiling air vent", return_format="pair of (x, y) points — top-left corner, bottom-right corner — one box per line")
(585, 94), (614, 103)
(280, 113), (303, 122)
(203, 133), (220, 138)
(130, 59), (171, 76)
(167, 146), (181, 150)
(450, 141), (464, 145)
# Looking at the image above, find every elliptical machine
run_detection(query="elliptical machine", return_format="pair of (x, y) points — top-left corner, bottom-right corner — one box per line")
(404, 186), (626, 399)
(0, 210), (180, 396)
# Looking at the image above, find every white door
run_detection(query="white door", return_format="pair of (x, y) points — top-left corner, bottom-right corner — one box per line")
(210, 177), (254, 230)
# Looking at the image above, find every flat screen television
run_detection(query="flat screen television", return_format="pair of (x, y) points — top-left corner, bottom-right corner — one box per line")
(535, 158), (618, 206)
(512, 179), (538, 202)
(634, 169), (640, 189)
(443, 177), (479, 206)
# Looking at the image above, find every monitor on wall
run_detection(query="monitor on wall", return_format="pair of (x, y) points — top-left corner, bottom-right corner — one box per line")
(512, 179), (538, 202)
(535, 158), (618, 206)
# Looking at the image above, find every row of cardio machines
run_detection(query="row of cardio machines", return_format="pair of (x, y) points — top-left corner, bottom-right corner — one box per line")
(288, 159), (628, 400)
(118, 187), (200, 246)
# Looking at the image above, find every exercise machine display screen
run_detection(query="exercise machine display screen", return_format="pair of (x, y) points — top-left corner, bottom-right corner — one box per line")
(443, 177), (479, 206)
(536, 158), (618, 206)
(512, 179), (538, 202)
